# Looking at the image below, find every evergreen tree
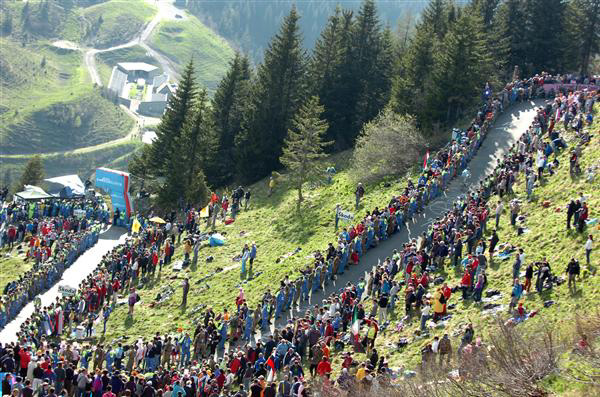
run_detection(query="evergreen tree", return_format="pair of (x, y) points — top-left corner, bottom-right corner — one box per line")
(179, 89), (215, 192)
(572, 0), (600, 74)
(279, 96), (331, 206)
(352, 0), (390, 130)
(390, 23), (435, 117)
(493, 0), (527, 77)
(471, 0), (500, 31)
(149, 59), (197, 176)
(19, 155), (45, 190)
(309, 7), (345, 146)
(522, 0), (568, 74)
(211, 53), (252, 186)
(425, 10), (493, 126)
(324, 9), (356, 148)
(236, 7), (307, 182)
(421, 0), (449, 40)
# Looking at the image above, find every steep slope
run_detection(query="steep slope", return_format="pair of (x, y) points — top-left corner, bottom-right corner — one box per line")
(148, 16), (234, 91)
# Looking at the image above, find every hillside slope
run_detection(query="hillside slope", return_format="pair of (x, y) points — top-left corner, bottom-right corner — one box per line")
(0, 0), (233, 183)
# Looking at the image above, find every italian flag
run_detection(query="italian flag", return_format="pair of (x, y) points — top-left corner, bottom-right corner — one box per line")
(351, 307), (360, 341)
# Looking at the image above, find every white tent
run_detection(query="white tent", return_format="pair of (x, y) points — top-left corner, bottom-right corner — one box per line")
(44, 175), (86, 196)
(15, 185), (53, 201)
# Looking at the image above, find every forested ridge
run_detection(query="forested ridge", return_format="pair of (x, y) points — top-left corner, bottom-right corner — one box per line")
(179, 0), (426, 62)
(133, 0), (600, 210)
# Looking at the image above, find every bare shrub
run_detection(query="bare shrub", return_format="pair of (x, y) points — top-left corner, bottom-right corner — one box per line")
(350, 109), (425, 184)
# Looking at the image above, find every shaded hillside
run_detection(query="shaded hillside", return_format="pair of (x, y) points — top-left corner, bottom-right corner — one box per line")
(183, 0), (424, 60)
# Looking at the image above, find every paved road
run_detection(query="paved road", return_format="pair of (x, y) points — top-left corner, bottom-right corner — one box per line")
(0, 227), (128, 343)
(269, 99), (544, 331)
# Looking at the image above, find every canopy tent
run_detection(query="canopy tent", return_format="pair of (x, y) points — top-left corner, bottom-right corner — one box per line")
(15, 185), (53, 201)
(44, 175), (86, 197)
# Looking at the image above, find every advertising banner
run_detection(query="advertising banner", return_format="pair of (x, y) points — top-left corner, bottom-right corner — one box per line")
(58, 285), (77, 296)
(95, 167), (133, 217)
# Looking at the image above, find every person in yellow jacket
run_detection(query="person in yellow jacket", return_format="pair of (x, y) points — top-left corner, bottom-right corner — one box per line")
(432, 288), (445, 321)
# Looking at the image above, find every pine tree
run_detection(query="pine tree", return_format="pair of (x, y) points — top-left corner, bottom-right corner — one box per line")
(471, 0), (500, 31)
(572, 0), (600, 74)
(522, 0), (568, 74)
(280, 96), (331, 207)
(352, 0), (389, 130)
(425, 10), (494, 127)
(236, 6), (307, 182)
(179, 89), (215, 191)
(149, 59), (197, 176)
(493, 0), (527, 77)
(19, 155), (45, 190)
(309, 6), (345, 146)
(390, 23), (435, 117)
(211, 53), (252, 186)
(421, 0), (449, 40)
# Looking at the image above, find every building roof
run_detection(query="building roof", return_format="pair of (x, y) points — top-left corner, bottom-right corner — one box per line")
(117, 62), (158, 73)
(152, 73), (169, 88)
(108, 68), (128, 94)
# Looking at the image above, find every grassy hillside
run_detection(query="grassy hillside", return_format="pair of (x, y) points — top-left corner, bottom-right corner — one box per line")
(98, 105), (599, 395)
(369, 107), (598, 396)
(0, 39), (133, 155)
(0, 141), (142, 182)
(2, 0), (154, 48)
(73, 0), (156, 48)
(102, 150), (416, 339)
(148, 17), (235, 91)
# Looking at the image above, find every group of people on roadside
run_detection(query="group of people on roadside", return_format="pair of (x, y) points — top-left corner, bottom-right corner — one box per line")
(0, 197), (111, 330)
(0, 73), (597, 397)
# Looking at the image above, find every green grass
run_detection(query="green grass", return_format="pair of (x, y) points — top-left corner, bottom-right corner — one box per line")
(98, 105), (599, 396)
(148, 17), (235, 91)
(0, 255), (31, 293)
(0, 39), (133, 155)
(65, 0), (156, 48)
(0, 141), (142, 182)
(102, 151), (416, 340)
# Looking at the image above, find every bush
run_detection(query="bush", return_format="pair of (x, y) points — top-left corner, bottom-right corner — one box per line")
(350, 109), (425, 183)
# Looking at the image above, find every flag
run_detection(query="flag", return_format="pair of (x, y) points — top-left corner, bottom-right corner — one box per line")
(199, 206), (209, 218)
(423, 150), (430, 170)
(266, 355), (276, 381)
(351, 306), (360, 336)
(132, 218), (141, 234)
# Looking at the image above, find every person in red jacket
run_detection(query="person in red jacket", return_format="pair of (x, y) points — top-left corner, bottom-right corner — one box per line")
(460, 270), (471, 300)
(316, 357), (332, 377)
(19, 347), (31, 378)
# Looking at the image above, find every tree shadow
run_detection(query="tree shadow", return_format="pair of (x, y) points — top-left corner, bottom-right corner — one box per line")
(124, 314), (134, 329)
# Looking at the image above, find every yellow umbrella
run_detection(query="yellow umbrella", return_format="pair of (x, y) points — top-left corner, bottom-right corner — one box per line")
(149, 216), (166, 224)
